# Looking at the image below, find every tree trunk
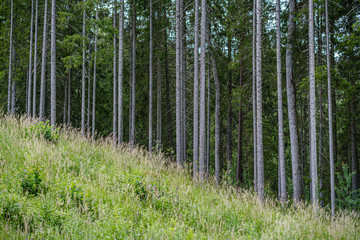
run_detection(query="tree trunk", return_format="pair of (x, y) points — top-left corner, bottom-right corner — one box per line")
(206, 56), (210, 178)
(11, 81), (16, 115)
(213, 57), (221, 184)
(276, 0), (286, 203)
(350, 78), (358, 196)
(286, 0), (302, 203)
(81, 0), (86, 136)
(181, 0), (187, 165)
(156, 45), (162, 150)
(113, 0), (117, 143)
(252, 0), (257, 192)
(63, 72), (68, 123)
(50, 0), (56, 127)
(237, 57), (244, 185)
(67, 68), (71, 124)
(149, 0), (153, 152)
(325, 0), (335, 217)
(32, 0), (39, 116)
(39, 0), (48, 121)
(309, 0), (318, 205)
(27, 0), (35, 116)
(118, 0), (124, 143)
(87, 52), (91, 135)
(164, 35), (173, 150)
(130, 0), (136, 146)
(193, 0), (199, 178)
(92, 9), (98, 138)
(176, 0), (182, 167)
(7, 0), (14, 114)
(199, 0), (207, 182)
(256, 0), (264, 200)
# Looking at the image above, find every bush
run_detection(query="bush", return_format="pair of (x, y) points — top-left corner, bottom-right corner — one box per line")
(25, 121), (60, 143)
(19, 166), (47, 197)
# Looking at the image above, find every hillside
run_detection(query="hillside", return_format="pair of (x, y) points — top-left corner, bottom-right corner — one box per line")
(0, 116), (359, 239)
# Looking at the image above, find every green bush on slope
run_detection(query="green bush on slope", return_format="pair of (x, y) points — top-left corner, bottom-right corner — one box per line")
(0, 116), (359, 239)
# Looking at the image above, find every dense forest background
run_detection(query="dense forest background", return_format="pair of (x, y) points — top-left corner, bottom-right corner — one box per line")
(0, 0), (359, 214)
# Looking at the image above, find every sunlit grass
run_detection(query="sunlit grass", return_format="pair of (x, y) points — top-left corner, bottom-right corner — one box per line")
(0, 115), (359, 239)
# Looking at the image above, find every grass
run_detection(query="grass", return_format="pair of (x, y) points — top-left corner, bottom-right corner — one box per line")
(0, 116), (359, 239)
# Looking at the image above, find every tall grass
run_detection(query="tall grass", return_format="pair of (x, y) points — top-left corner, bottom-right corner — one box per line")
(0, 116), (359, 239)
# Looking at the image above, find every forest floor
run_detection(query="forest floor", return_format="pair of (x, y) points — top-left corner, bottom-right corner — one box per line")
(0, 116), (359, 239)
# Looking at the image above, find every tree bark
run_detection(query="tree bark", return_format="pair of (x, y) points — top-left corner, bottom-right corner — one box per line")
(286, 0), (302, 203)
(193, 0), (199, 178)
(309, 0), (318, 205)
(276, 0), (286, 203)
(156, 43), (162, 150)
(81, 0), (86, 136)
(92, 9), (98, 138)
(7, 0), (14, 114)
(118, 0), (124, 143)
(130, 0), (136, 146)
(27, 0), (35, 116)
(237, 57), (244, 185)
(67, 68), (71, 124)
(350, 78), (358, 196)
(213, 57), (221, 184)
(39, 0), (48, 121)
(252, 0), (257, 192)
(11, 81), (16, 115)
(113, 0), (117, 143)
(50, 0), (56, 127)
(176, 0), (182, 167)
(32, 0), (39, 116)
(149, 0), (153, 152)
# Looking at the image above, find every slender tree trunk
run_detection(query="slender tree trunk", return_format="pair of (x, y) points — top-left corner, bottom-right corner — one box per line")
(39, 0), (48, 121)
(27, 0), (34, 116)
(11, 81), (16, 115)
(309, 0), (318, 205)
(181, 1), (187, 165)
(32, 0), (39, 116)
(252, 0), (257, 192)
(256, 0), (264, 200)
(193, 0), (199, 178)
(130, 0), (136, 146)
(156, 46), (162, 150)
(67, 69), (71, 124)
(286, 0), (302, 203)
(237, 57), (244, 185)
(176, 0), (182, 166)
(149, 0), (153, 152)
(113, 0), (117, 143)
(87, 53), (91, 135)
(81, 0), (86, 136)
(350, 78), (358, 196)
(92, 9), (98, 138)
(206, 57), (210, 178)
(129, 14), (133, 141)
(63, 73), (68, 123)
(50, 0), (56, 127)
(325, 0), (335, 217)
(164, 35), (173, 150)
(276, 0), (286, 203)
(213, 57), (221, 184)
(7, 0), (14, 114)
(118, 0), (124, 143)
(199, 0), (207, 182)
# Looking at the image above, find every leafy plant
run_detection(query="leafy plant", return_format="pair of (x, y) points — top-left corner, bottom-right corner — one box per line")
(19, 166), (47, 197)
(25, 121), (60, 143)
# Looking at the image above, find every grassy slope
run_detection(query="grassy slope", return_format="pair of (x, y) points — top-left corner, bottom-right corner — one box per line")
(0, 117), (359, 239)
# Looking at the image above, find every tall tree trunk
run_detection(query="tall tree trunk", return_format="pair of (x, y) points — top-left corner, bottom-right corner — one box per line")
(118, 0), (124, 143)
(81, 0), (86, 136)
(237, 57), (244, 185)
(276, 0), (286, 203)
(7, 0), (14, 114)
(181, 0), (187, 165)
(87, 52), (91, 135)
(286, 0), (302, 203)
(67, 69), (71, 124)
(256, 0), (264, 200)
(92, 9), (98, 138)
(27, 0), (35, 116)
(149, 0), (153, 152)
(350, 78), (358, 196)
(199, 0), (207, 182)
(50, 0), (56, 127)
(206, 57), (210, 178)
(11, 81), (16, 115)
(156, 46), (162, 150)
(63, 72), (68, 123)
(32, 0), (39, 116)
(129, 13), (133, 141)
(309, 0), (318, 205)
(130, 0), (136, 146)
(176, 0), (182, 167)
(113, 0), (117, 143)
(39, 0), (48, 121)
(213, 57), (221, 184)
(252, 0), (257, 192)
(193, 0), (199, 178)
(164, 34), (173, 150)
(325, 0), (335, 217)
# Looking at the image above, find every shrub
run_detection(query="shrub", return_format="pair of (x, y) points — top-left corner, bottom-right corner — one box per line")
(19, 166), (47, 197)
(25, 121), (60, 143)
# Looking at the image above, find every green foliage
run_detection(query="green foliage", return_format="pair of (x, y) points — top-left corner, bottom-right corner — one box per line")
(19, 166), (47, 197)
(335, 163), (360, 211)
(25, 121), (60, 143)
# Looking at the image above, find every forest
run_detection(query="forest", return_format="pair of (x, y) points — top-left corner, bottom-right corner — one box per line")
(0, 0), (359, 223)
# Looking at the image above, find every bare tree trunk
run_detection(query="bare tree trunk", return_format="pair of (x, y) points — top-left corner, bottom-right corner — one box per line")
(176, 0), (182, 167)
(199, 0), (207, 182)
(213, 57), (221, 184)
(130, 0), (136, 146)
(193, 0), (199, 178)
(7, 0), (14, 114)
(81, 0), (86, 136)
(32, 0), (39, 116)
(63, 72), (68, 123)
(252, 0), (257, 192)
(156, 46), (162, 150)
(67, 69), (71, 124)
(164, 35), (173, 150)
(11, 81), (16, 115)
(256, 0), (264, 200)
(50, 0), (56, 127)
(276, 0), (286, 203)
(87, 54), (91, 135)
(113, 0), (117, 143)
(237, 57), (244, 185)
(27, 0), (34, 116)
(325, 0), (335, 217)
(118, 0), (124, 143)
(149, 0), (153, 152)
(92, 9), (98, 138)
(286, 0), (302, 203)
(181, 1), (187, 165)
(350, 79), (358, 196)
(39, 0), (48, 121)
(309, 0), (318, 205)
(206, 58), (210, 178)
